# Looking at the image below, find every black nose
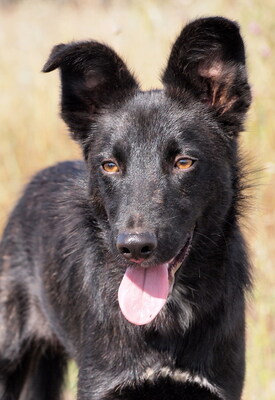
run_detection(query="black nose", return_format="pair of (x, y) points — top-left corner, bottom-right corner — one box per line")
(116, 232), (157, 262)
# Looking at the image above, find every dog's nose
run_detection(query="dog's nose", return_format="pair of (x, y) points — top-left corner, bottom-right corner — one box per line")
(116, 232), (157, 262)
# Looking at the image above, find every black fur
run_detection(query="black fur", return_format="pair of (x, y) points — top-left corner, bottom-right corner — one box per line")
(0, 17), (252, 400)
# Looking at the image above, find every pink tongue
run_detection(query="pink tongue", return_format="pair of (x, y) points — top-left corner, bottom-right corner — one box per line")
(118, 264), (169, 325)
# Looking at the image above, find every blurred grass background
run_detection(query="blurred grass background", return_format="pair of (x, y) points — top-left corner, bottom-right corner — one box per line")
(0, 0), (274, 399)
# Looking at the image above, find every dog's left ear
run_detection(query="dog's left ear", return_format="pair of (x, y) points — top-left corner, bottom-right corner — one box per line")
(162, 17), (251, 135)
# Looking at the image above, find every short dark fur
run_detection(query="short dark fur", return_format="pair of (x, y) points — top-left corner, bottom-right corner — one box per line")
(0, 17), (252, 400)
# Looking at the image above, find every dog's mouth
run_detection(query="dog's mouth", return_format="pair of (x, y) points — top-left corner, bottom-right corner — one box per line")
(118, 231), (193, 326)
(168, 233), (193, 282)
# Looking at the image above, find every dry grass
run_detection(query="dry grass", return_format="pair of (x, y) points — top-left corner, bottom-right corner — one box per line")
(0, 0), (274, 398)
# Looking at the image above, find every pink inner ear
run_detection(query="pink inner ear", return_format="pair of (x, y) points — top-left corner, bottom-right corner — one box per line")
(198, 61), (223, 79)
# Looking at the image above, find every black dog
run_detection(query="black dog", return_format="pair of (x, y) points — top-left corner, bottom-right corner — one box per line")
(0, 17), (252, 400)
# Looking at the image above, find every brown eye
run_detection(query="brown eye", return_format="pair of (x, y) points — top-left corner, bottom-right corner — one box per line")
(102, 161), (120, 173)
(174, 158), (194, 170)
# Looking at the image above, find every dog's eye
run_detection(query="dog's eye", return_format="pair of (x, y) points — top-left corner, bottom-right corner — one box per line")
(102, 161), (120, 173)
(174, 158), (194, 170)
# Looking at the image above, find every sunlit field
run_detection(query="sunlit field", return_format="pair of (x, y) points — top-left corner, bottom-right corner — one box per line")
(0, 0), (274, 399)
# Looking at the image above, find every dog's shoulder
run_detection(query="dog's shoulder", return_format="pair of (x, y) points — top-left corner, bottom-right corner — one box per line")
(20, 160), (88, 203)
(30, 160), (87, 186)
(2, 160), (89, 239)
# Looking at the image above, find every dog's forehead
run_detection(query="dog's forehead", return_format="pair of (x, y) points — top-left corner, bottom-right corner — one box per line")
(102, 91), (211, 139)
(99, 90), (222, 152)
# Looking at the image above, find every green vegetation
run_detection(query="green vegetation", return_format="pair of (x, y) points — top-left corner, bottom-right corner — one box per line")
(0, 1), (274, 398)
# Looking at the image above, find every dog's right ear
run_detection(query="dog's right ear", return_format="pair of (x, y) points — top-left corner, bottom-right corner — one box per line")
(43, 41), (139, 144)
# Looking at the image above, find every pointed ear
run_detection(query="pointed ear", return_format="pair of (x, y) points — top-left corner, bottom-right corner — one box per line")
(43, 41), (139, 143)
(162, 17), (251, 135)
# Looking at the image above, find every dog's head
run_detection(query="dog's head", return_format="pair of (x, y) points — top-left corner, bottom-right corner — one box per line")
(43, 17), (251, 326)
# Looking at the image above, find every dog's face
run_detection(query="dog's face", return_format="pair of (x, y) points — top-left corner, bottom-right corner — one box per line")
(90, 91), (231, 263)
(43, 17), (251, 325)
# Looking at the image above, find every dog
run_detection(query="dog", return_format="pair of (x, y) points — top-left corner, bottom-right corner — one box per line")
(0, 17), (252, 400)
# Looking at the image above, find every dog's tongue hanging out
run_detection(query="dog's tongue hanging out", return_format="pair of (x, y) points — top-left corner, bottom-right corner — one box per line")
(118, 264), (169, 325)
